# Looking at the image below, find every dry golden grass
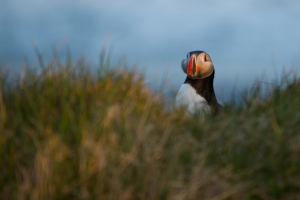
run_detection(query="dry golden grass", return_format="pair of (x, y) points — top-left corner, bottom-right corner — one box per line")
(0, 56), (300, 199)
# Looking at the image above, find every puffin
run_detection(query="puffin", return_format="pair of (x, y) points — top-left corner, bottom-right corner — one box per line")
(175, 51), (222, 115)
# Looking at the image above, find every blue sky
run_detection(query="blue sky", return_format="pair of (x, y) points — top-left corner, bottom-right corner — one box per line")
(1, 0), (299, 100)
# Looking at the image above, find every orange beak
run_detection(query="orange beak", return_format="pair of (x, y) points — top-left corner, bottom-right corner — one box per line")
(187, 56), (194, 76)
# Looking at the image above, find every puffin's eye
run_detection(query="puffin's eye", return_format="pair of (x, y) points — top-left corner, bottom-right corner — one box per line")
(205, 54), (211, 62)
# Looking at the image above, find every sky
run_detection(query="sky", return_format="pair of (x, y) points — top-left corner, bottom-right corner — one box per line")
(1, 0), (300, 100)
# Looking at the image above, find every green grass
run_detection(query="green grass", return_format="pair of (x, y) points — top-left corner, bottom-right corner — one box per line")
(0, 55), (300, 200)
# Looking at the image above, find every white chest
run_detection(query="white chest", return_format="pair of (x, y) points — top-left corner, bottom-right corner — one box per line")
(175, 83), (210, 114)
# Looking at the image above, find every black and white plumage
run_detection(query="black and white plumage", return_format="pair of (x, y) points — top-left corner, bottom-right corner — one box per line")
(175, 51), (222, 115)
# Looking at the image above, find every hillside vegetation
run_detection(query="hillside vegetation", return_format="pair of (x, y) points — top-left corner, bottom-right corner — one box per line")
(0, 56), (300, 200)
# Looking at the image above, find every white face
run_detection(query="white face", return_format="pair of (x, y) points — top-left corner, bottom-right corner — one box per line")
(185, 52), (214, 79)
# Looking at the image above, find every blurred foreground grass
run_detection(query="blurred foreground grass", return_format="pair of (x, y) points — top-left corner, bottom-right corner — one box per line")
(0, 56), (300, 200)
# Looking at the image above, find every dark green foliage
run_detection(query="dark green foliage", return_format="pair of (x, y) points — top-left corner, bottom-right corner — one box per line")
(0, 57), (300, 199)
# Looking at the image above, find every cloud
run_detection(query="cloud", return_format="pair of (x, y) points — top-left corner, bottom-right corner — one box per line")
(0, 0), (299, 99)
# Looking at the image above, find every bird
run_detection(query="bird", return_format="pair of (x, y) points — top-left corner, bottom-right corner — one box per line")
(175, 51), (222, 115)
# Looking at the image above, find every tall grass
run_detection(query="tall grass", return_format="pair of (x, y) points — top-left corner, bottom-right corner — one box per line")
(0, 55), (300, 200)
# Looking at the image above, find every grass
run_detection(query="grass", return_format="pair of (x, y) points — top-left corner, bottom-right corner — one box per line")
(0, 54), (300, 200)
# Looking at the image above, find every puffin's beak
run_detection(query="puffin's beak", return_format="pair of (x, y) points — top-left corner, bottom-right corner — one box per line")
(187, 55), (196, 77)
(187, 53), (214, 79)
